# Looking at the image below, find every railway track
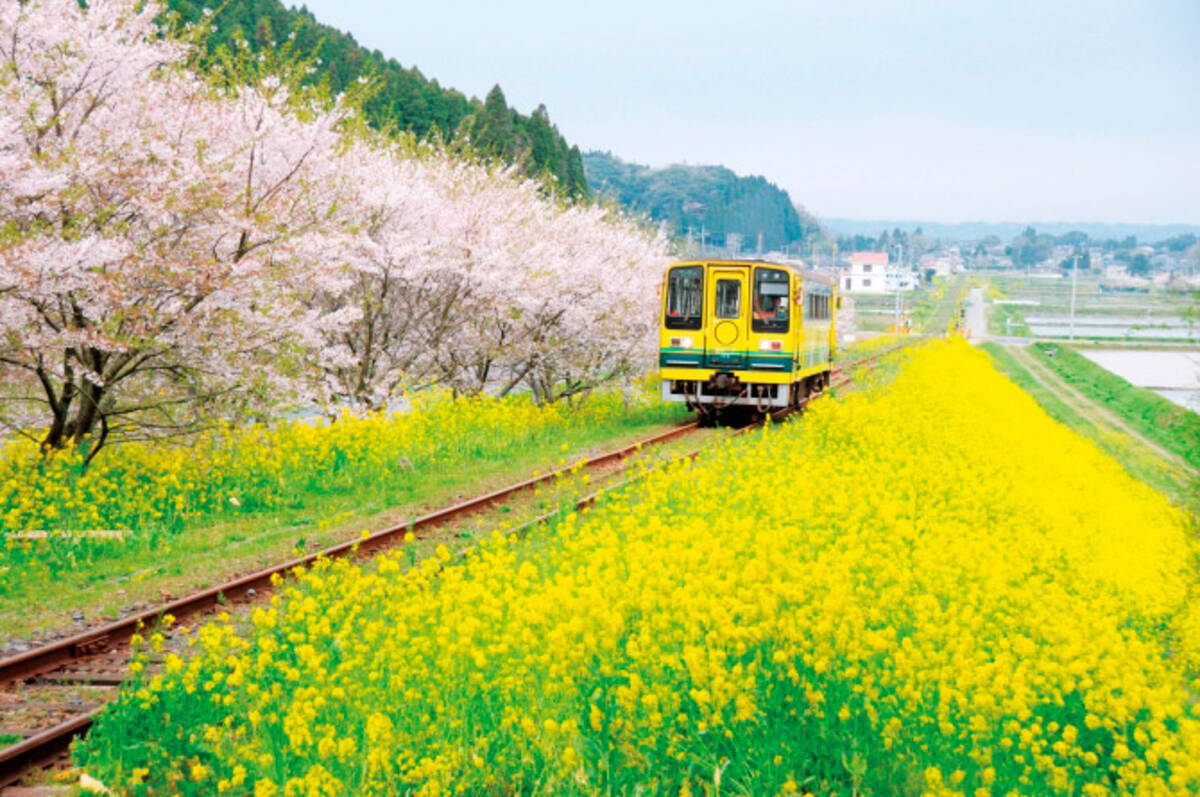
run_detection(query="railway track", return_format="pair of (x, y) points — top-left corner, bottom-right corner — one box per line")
(0, 350), (887, 789)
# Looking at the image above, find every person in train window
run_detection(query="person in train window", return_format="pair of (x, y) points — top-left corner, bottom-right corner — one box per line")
(754, 295), (778, 321)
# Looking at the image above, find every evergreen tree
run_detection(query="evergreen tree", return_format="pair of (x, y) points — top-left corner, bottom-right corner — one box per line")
(162, 0), (587, 196)
(471, 85), (517, 159)
(583, 151), (815, 249)
(564, 146), (588, 198)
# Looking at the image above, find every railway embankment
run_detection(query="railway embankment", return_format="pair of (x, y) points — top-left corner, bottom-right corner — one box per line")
(66, 339), (1200, 795)
(0, 352), (871, 788)
(982, 342), (1198, 503)
(0, 389), (692, 647)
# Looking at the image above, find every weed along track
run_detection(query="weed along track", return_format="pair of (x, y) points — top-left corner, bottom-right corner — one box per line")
(0, 424), (699, 786)
(0, 350), (883, 789)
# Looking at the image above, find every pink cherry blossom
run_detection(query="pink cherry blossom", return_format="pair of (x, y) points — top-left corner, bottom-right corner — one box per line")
(1, 0), (669, 458)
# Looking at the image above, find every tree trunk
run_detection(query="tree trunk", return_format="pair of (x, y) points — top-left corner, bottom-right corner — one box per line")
(71, 379), (104, 448)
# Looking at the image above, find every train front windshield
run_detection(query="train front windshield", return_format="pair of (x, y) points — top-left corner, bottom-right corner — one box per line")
(752, 267), (790, 333)
(665, 266), (703, 329)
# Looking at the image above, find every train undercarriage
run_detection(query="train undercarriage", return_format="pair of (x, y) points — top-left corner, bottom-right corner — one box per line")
(662, 370), (830, 426)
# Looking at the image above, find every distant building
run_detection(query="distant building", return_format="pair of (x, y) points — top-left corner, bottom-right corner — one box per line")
(919, 254), (957, 277)
(841, 252), (887, 293)
(841, 252), (915, 293)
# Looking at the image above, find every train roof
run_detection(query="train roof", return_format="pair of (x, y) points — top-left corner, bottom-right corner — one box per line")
(668, 259), (836, 287)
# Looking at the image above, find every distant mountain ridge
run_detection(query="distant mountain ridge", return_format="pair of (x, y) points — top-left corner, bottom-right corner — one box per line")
(584, 151), (819, 251)
(822, 218), (1200, 243)
(164, 0), (588, 196)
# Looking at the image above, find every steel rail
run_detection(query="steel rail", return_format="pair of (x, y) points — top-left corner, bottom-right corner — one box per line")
(0, 347), (894, 788)
(0, 420), (701, 787)
(0, 420), (699, 691)
(0, 714), (91, 787)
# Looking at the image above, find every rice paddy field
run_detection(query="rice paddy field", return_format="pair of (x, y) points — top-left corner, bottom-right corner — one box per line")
(73, 340), (1200, 795)
(985, 273), (1197, 342)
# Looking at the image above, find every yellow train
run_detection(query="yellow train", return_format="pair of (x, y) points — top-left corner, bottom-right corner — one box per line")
(659, 259), (836, 419)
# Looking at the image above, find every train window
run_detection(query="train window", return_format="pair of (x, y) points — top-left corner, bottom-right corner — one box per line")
(752, 268), (789, 332)
(665, 266), (703, 330)
(715, 279), (741, 319)
(807, 292), (830, 321)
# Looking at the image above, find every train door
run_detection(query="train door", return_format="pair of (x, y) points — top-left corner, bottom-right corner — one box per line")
(704, 267), (748, 370)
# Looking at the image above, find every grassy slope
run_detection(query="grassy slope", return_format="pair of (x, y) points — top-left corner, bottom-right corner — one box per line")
(988, 302), (1029, 337)
(1030, 343), (1200, 470)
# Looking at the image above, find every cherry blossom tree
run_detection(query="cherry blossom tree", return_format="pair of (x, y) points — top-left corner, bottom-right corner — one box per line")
(516, 202), (668, 403)
(0, 0), (356, 456)
(315, 140), (458, 409)
(321, 143), (668, 409)
(443, 188), (667, 402)
(1, 0), (670, 462)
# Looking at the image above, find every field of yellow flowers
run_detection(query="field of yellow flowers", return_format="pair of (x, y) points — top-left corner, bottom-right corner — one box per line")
(0, 386), (681, 596)
(77, 340), (1200, 795)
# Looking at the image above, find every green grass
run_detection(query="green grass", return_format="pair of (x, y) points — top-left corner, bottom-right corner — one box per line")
(852, 278), (969, 335)
(980, 343), (1189, 503)
(1030, 343), (1200, 470)
(988, 302), (1030, 337)
(912, 274), (967, 334)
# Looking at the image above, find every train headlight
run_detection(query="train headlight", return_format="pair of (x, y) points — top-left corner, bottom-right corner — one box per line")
(669, 337), (694, 348)
(758, 340), (783, 351)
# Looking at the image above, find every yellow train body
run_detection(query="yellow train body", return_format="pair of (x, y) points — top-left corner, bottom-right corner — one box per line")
(659, 259), (836, 412)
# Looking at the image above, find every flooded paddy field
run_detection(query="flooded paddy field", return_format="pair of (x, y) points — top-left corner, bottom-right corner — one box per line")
(988, 274), (1199, 342)
(1078, 348), (1200, 411)
(1026, 317), (1198, 340)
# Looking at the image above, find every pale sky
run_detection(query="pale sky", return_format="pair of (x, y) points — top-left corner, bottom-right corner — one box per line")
(298, 0), (1200, 224)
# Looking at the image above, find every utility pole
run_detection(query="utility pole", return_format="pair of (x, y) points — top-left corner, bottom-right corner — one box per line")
(1069, 249), (1079, 341)
(894, 243), (904, 334)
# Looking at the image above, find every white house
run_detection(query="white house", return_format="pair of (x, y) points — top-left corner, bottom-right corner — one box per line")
(919, 252), (961, 277)
(841, 252), (916, 294)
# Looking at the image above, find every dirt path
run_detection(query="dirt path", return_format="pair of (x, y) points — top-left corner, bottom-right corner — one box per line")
(1006, 344), (1199, 479)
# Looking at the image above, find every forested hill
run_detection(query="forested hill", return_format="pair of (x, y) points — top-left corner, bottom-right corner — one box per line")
(164, 0), (588, 197)
(583, 151), (819, 251)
